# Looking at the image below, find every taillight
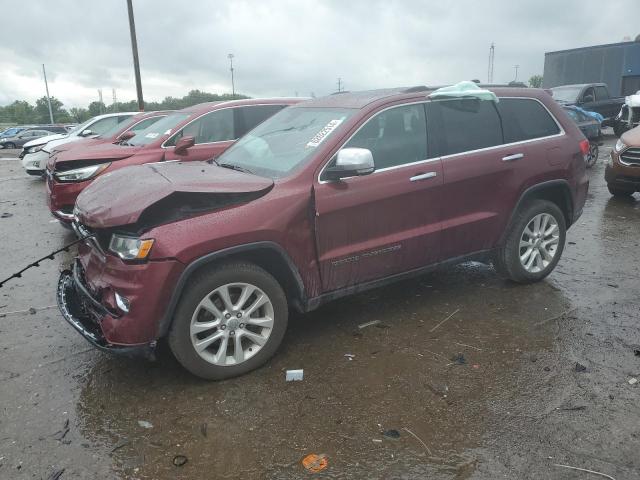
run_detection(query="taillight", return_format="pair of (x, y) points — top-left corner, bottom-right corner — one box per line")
(579, 139), (589, 156)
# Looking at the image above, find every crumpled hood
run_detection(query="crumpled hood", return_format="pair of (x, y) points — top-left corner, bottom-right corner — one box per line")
(75, 161), (274, 229)
(55, 142), (139, 163)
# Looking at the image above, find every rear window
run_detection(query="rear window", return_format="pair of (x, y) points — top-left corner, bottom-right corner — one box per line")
(429, 98), (502, 156)
(497, 98), (560, 143)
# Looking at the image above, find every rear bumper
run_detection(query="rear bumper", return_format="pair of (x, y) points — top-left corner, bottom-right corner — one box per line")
(57, 262), (156, 358)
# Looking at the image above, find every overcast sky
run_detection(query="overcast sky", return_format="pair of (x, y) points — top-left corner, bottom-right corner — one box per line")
(0, 0), (638, 108)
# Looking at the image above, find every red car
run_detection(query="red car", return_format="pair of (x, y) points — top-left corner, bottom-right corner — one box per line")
(59, 87), (589, 379)
(46, 99), (300, 223)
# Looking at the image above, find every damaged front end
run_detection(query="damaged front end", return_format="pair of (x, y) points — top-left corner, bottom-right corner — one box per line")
(614, 92), (640, 136)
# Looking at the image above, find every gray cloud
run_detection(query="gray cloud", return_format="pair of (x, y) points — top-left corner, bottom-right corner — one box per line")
(0, 0), (638, 108)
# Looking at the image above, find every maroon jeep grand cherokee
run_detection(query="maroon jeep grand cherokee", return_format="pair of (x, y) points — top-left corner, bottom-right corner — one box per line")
(58, 87), (589, 379)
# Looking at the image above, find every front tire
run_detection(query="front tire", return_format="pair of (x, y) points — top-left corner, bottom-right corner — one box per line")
(4, 142), (15, 149)
(607, 184), (634, 197)
(168, 262), (288, 380)
(493, 200), (566, 284)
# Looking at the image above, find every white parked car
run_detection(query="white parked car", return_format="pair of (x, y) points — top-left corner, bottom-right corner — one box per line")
(21, 112), (138, 176)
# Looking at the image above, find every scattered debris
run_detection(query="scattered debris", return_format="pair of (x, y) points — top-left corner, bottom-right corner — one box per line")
(372, 438), (383, 443)
(559, 405), (587, 411)
(28, 307), (37, 315)
(53, 419), (70, 441)
(344, 354), (355, 361)
(453, 342), (482, 351)
(575, 362), (587, 373)
(628, 378), (638, 385)
(0, 213), (13, 218)
(429, 308), (460, 333)
(606, 283), (619, 288)
(530, 355), (538, 362)
(302, 453), (328, 473)
(472, 364), (480, 369)
(633, 349), (640, 357)
(375, 322), (390, 329)
(200, 422), (208, 438)
(173, 455), (188, 467)
(552, 463), (616, 480)
(137, 420), (153, 429)
(285, 369), (304, 381)
(383, 429), (401, 439)
(110, 439), (130, 453)
(46, 468), (65, 480)
(451, 353), (466, 365)
(544, 366), (551, 372)
(358, 320), (380, 329)
(0, 305), (56, 317)
(402, 427), (433, 456)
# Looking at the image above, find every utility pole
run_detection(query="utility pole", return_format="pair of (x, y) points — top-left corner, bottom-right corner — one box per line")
(337, 77), (343, 92)
(98, 89), (104, 114)
(42, 64), (54, 124)
(513, 64), (520, 82)
(112, 89), (118, 112)
(487, 43), (495, 83)
(126, 0), (144, 111)
(228, 54), (235, 97)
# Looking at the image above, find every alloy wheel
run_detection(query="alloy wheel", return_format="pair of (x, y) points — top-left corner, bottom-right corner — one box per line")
(519, 213), (560, 273)
(190, 282), (274, 366)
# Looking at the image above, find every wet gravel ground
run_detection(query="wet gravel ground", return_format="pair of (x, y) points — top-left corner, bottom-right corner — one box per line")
(0, 137), (639, 479)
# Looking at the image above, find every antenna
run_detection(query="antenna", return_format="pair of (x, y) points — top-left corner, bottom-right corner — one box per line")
(487, 43), (495, 83)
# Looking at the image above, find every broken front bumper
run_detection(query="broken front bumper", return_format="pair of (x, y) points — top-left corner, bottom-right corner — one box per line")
(56, 261), (155, 358)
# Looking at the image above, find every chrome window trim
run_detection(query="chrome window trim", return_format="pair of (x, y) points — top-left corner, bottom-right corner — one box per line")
(317, 96), (565, 184)
(160, 103), (288, 149)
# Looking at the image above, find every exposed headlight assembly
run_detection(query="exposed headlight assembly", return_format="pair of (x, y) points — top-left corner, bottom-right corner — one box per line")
(53, 163), (111, 182)
(28, 145), (43, 153)
(614, 139), (626, 153)
(109, 234), (155, 261)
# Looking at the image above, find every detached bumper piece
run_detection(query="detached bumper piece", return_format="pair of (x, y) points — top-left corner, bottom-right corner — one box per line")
(56, 261), (155, 358)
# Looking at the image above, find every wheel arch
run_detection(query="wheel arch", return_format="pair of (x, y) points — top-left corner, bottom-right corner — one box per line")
(500, 180), (573, 244)
(156, 242), (307, 338)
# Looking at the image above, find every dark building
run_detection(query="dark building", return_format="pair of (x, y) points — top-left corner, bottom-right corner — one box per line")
(543, 40), (640, 97)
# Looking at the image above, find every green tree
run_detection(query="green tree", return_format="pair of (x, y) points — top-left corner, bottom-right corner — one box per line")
(69, 107), (90, 123)
(528, 75), (543, 88)
(34, 96), (68, 123)
(0, 101), (35, 124)
(88, 101), (106, 117)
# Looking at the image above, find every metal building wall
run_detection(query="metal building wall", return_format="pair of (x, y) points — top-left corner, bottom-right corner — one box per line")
(543, 42), (640, 96)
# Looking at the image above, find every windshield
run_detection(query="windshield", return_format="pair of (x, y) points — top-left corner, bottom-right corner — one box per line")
(551, 86), (583, 103)
(215, 107), (355, 178)
(128, 113), (189, 146)
(97, 117), (138, 139)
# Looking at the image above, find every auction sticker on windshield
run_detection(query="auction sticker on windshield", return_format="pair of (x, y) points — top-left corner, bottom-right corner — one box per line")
(306, 118), (344, 148)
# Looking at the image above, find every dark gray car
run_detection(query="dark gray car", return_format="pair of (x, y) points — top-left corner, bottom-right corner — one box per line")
(0, 129), (55, 149)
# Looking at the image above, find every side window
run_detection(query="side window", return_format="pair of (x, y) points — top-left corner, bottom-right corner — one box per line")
(343, 104), (428, 170)
(497, 98), (560, 143)
(582, 87), (595, 102)
(235, 105), (287, 138)
(166, 109), (235, 146)
(89, 117), (119, 135)
(430, 99), (502, 156)
(595, 86), (609, 101)
(130, 116), (163, 132)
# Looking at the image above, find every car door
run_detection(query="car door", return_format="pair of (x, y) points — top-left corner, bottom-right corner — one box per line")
(314, 103), (443, 291)
(164, 108), (236, 162)
(430, 97), (534, 259)
(579, 86), (598, 113)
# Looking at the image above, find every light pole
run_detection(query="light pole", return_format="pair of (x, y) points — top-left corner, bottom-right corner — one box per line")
(126, 0), (144, 111)
(228, 53), (235, 97)
(513, 64), (520, 82)
(42, 64), (54, 124)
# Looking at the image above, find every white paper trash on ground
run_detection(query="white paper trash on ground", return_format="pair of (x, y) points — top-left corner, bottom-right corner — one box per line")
(286, 369), (304, 381)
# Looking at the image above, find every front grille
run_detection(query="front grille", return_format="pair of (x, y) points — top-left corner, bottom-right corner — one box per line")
(620, 147), (640, 166)
(73, 221), (107, 255)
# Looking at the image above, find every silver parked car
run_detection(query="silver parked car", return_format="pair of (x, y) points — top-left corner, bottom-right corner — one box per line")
(0, 129), (58, 149)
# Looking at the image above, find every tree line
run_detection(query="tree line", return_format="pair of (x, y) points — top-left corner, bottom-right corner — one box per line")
(0, 90), (249, 125)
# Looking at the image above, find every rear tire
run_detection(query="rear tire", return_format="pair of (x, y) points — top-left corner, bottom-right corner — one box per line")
(168, 261), (288, 380)
(607, 184), (634, 197)
(585, 142), (598, 168)
(493, 200), (566, 284)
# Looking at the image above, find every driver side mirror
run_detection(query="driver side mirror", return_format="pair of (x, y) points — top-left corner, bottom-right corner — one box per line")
(174, 135), (195, 155)
(117, 130), (136, 142)
(80, 129), (93, 137)
(324, 147), (374, 181)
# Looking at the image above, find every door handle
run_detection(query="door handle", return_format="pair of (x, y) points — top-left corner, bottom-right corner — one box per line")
(502, 153), (524, 162)
(410, 172), (437, 182)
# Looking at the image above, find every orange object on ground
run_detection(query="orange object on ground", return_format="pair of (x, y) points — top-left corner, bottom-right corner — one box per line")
(302, 453), (328, 473)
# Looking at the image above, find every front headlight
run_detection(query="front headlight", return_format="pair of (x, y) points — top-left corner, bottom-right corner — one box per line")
(109, 235), (155, 260)
(28, 145), (43, 153)
(614, 139), (627, 153)
(53, 163), (111, 182)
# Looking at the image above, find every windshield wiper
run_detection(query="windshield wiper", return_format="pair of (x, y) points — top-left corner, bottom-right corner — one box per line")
(217, 162), (253, 174)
